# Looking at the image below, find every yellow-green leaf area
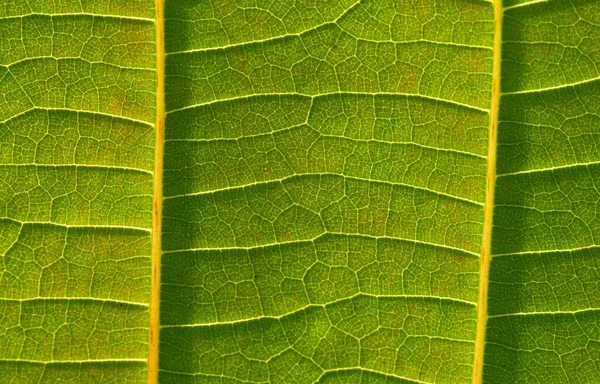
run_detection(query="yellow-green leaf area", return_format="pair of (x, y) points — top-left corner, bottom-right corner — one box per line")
(485, 0), (600, 382)
(2, 0), (600, 383)
(159, 0), (493, 383)
(0, 0), (155, 382)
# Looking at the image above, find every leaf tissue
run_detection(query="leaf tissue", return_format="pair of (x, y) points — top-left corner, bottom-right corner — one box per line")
(0, 0), (599, 383)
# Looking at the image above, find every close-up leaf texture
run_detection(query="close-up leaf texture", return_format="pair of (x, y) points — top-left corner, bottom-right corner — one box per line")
(0, 0), (599, 383)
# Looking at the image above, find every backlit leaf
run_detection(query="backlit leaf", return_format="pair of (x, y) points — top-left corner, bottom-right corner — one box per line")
(0, 0), (598, 383)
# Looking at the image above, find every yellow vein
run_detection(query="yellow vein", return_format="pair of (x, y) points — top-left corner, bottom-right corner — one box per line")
(0, 358), (147, 364)
(161, 232), (480, 258)
(166, 132), (487, 160)
(148, 0), (165, 382)
(497, 160), (600, 177)
(473, 0), (503, 382)
(0, 164), (153, 175)
(0, 107), (154, 126)
(163, 0), (361, 56)
(2, 56), (153, 71)
(160, 293), (476, 329)
(488, 308), (600, 318)
(492, 244), (600, 258)
(0, 218), (150, 232)
(163, 173), (484, 207)
(502, 75), (600, 95)
(167, 37), (492, 56)
(0, 13), (154, 22)
(0, 297), (148, 307)
(165, 91), (490, 115)
(503, 0), (547, 11)
(315, 367), (433, 384)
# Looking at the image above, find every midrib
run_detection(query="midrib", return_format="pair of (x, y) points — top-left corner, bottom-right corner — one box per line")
(148, 0), (165, 382)
(473, 0), (503, 382)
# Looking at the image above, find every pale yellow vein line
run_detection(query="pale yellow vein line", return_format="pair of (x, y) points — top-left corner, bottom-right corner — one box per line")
(492, 244), (600, 258)
(504, 0), (547, 11)
(163, 173), (484, 207)
(316, 367), (434, 384)
(148, 0), (164, 382)
(0, 358), (147, 364)
(502, 75), (600, 95)
(1, 56), (153, 71)
(158, 366), (433, 384)
(0, 218), (150, 232)
(473, 0), (503, 382)
(497, 160), (600, 177)
(0, 297), (148, 307)
(165, 0), (363, 56)
(167, 134), (488, 160)
(165, 91), (490, 115)
(0, 13), (154, 22)
(161, 293), (475, 329)
(0, 163), (153, 175)
(161, 232), (480, 258)
(167, 37), (492, 56)
(0, 107), (154, 126)
(488, 308), (600, 318)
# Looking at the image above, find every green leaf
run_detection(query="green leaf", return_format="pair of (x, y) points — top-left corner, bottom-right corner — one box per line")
(0, 0), (599, 383)
(0, 0), (155, 382)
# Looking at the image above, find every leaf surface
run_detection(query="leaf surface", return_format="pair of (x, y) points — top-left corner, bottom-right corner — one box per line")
(485, 0), (600, 381)
(0, 1), (155, 382)
(0, 0), (599, 383)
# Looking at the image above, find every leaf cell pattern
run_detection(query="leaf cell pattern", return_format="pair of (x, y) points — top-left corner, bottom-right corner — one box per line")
(160, 0), (492, 383)
(1, 0), (599, 383)
(0, 1), (155, 382)
(486, 0), (600, 382)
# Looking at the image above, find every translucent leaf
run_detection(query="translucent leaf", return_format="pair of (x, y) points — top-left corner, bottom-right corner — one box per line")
(1, 0), (599, 383)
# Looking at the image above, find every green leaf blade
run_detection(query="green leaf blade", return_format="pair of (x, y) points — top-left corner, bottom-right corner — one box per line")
(484, 0), (600, 382)
(0, 1), (156, 382)
(3, 0), (599, 382)
(159, 0), (494, 382)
